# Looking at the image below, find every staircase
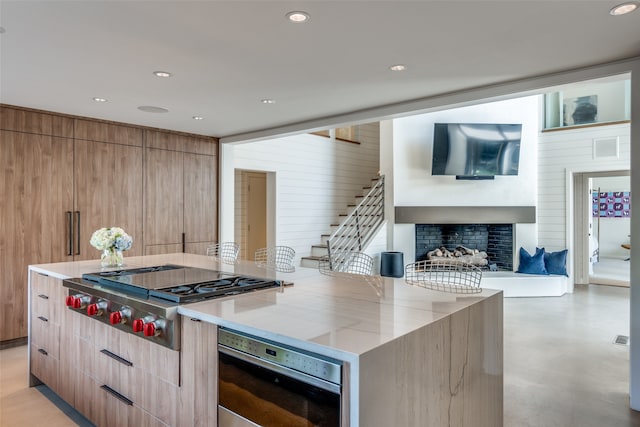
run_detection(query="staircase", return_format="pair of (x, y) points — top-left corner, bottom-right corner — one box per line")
(301, 175), (385, 268)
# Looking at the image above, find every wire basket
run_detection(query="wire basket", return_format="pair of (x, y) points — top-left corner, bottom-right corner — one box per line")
(318, 253), (384, 296)
(405, 260), (483, 294)
(254, 246), (296, 273)
(318, 252), (374, 276)
(206, 242), (239, 264)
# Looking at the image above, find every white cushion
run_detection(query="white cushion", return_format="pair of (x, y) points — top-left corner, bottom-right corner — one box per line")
(481, 271), (568, 297)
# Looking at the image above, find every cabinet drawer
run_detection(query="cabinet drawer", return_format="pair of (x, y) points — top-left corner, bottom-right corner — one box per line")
(92, 321), (179, 386)
(31, 272), (64, 321)
(93, 345), (138, 403)
(30, 315), (60, 359)
(30, 344), (59, 391)
(86, 373), (169, 427)
(137, 370), (179, 426)
(92, 343), (178, 426)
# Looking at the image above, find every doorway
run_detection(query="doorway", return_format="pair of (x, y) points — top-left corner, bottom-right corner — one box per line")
(573, 170), (630, 287)
(234, 170), (274, 260)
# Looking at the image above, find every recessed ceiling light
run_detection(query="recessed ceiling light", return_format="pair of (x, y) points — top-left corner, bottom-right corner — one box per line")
(153, 71), (172, 78)
(389, 64), (406, 71)
(261, 99), (276, 104)
(138, 105), (169, 113)
(286, 11), (310, 23)
(92, 97), (107, 102)
(610, 2), (638, 15)
(192, 116), (204, 120)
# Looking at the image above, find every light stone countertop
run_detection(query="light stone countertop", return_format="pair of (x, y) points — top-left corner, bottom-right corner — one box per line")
(30, 253), (501, 361)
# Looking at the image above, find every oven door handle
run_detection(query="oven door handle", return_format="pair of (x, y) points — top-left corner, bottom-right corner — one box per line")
(218, 345), (341, 395)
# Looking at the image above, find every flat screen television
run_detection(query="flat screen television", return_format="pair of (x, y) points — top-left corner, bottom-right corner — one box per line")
(431, 123), (522, 178)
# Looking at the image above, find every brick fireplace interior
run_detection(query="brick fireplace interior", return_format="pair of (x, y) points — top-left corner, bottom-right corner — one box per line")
(415, 224), (514, 271)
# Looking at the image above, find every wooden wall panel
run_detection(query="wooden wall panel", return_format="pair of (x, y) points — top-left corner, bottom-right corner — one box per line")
(184, 153), (217, 245)
(0, 105), (73, 137)
(145, 129), (217, 155)
(144, 148), (184, 247)
(144, 244), (183, 256)
(0, 131), (73, 341)
(75, 119), (143, 146)
(184, 242), (216, 256)
(1, 105), (219, 342)
(74, 140), (144, 259)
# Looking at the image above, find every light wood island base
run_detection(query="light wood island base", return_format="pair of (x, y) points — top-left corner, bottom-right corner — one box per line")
(28, 253), (503, 427)
(358, 292), (502, 426)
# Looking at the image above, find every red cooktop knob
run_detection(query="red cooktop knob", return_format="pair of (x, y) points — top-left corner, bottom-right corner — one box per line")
(143, 322), (156, 337)
(65, 296), (75, 307)
(132, 319), (145, 333)
(87, 304), (98, 316)
(109, 311), (122, 325)
(72, 297), (82, 309)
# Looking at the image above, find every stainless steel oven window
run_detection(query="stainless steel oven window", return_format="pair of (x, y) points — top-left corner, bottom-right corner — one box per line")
(218, 350), (341, 426)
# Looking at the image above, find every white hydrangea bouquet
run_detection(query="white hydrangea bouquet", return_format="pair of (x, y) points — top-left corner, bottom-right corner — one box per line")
(90, 227), (133, 267)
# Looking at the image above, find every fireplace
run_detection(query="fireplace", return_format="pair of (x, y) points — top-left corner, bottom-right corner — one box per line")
(415, 224), (514, 271)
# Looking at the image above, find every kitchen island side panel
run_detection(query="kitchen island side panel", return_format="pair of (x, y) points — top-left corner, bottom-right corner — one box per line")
(357, 292), (503, 427)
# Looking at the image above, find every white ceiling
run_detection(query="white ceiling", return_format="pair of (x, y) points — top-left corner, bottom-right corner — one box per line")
(1, 1), (639, 141)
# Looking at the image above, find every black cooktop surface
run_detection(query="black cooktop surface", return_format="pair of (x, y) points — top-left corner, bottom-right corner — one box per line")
(82, 265), (281, 302)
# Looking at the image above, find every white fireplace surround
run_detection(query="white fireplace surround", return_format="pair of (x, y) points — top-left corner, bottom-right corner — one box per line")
(394, 206), (537, 270)
(391, 206), (568, 297)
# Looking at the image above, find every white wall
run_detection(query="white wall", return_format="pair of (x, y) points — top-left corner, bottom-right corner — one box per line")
(386, 96), (540, 264)
(220, 123), (380, 263)
(537, 123), (631, 253)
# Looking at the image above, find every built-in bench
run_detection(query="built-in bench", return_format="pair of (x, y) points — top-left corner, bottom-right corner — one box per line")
(481, 271), (569, 297)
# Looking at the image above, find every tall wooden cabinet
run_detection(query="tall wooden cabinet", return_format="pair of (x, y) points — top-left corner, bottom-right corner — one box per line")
(144, 130), (217, 255)
(73, 120), (144, 259)
(0, 106), (218, 342)
(0, 109), (74, 341)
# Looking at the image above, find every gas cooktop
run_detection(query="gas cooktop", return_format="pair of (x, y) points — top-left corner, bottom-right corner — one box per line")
(81, 265), (282, 303)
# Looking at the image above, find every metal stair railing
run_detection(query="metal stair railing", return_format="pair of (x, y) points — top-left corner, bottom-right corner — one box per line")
(326, 175), (385, 270)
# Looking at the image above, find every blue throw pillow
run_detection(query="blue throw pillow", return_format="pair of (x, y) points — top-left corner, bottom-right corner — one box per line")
(517, 247), (548, 275)
(543, 249), (568, 276)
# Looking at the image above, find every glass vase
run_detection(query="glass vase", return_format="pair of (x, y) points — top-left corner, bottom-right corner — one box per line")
(101, 248), (124, 268)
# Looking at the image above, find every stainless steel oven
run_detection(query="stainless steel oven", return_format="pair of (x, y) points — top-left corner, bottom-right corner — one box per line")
(218, 328), (343, 427)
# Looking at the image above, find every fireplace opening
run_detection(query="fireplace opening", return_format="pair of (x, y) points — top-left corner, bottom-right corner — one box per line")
(415, 224), (513, 271)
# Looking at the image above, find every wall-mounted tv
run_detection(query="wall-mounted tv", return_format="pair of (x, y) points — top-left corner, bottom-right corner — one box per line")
(431, 123), (522, 178)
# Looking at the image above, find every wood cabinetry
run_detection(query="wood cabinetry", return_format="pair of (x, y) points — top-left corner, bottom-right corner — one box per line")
(28, 273), (220, 427)
(1, 105), (218, 342)
(0, 132), (73, 341)
(28, 272), (67, 395)
(64, 305), (179, 426)
(144, 130), (217, 256)
(179, 317), (218, 426)
(74, 138), (143, 259)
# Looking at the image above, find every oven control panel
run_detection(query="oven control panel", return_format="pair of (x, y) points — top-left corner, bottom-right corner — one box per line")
(218, 328), (342, 385)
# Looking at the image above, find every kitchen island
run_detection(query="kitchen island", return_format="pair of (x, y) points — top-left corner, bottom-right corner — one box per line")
(28, 253), (503, 426)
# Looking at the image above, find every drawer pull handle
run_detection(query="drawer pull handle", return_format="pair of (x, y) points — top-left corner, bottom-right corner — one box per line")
(37, 316), (48, 322)
(100, 385), (133, 406)
(100, 349), (133, 367)
(38, 294), (49, 300)
(37, 348), (48, 356)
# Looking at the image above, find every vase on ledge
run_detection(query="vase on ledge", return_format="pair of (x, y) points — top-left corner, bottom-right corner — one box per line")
(101, 248), (124, 268)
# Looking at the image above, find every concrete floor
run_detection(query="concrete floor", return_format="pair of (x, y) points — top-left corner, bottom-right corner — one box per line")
(504, 283), (640, 427)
